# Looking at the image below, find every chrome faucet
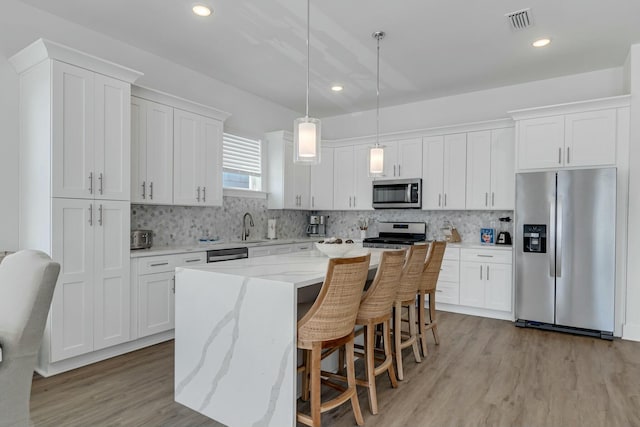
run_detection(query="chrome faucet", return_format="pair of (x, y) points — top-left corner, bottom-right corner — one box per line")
(242, 212), (254, 241)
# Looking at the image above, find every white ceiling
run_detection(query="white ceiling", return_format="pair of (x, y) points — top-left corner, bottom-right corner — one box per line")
(17, 0), (640, 117)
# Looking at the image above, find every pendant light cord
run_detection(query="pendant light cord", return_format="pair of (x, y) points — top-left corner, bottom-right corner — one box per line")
(305, 0), (310, 119)
(376, 33), (380, 146)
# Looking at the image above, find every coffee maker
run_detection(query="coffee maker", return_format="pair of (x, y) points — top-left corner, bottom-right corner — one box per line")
(306, 215), (326, 237)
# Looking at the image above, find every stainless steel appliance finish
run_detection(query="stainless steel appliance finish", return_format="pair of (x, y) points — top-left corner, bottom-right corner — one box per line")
(515, 168), (616, 339)
(131, 230), (153, 250)
(363, 221), (427, 248)
(206, 247), (249, 263)
(306, 215), (326, 237)
(372, 178), (421, 209)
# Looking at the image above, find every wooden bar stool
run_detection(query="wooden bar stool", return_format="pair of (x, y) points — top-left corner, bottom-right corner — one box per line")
(392, 244), (428, 381)
(417, 241), (447, 357)
(297, 254), (371, 427)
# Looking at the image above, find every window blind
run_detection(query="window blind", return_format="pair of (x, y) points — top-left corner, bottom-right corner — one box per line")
(222, 133), (262, 177)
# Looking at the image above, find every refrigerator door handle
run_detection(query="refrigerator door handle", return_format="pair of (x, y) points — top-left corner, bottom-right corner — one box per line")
(549, 198), (556, 278)
(556, 197), (563, 278)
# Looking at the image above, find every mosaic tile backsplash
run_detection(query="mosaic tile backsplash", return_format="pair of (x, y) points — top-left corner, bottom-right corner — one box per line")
(315, 209), (514, 242)
(131, 196), (309, 246)
(132, 196), (512, 246)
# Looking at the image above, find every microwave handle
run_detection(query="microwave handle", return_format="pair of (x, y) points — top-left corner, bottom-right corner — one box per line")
(406, 184), (411, 203)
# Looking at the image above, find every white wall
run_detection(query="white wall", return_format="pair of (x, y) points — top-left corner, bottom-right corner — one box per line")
(0, 0), (300, 250)
(322, 68), (625, 140)
(624, 44), (640, 341)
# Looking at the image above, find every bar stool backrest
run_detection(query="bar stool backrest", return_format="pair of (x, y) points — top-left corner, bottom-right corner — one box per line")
(395, 244), (428, 302)
(357, 249), (406, 320)
(419, 241), (447, 292)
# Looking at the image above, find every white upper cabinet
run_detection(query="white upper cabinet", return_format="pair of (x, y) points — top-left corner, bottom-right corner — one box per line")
(309, 146), (334, 210)
(423, 134), (466, 210)
(353, 145), (373, 210)
(511, 97), (629, 171)
(52, 62), (130, 201)
(466, 128), (515, 210)
(379, 138), (423, 179)
(333, 146), (356, 210)
(173, 109), (223, 206)
(266, 131), (310, 210)
(131, 97), (174, 204)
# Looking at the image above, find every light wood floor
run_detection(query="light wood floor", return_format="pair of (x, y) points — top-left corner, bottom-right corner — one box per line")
(30, 312), (640, 427)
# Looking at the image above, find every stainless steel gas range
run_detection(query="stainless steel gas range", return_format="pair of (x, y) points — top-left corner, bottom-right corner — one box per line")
(362, 222), (427, 249)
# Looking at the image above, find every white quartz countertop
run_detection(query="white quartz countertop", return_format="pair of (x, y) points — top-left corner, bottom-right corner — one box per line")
(446, 242), (513, 250)
(130, 237), (320, 258)
(177, 248), (384, 288)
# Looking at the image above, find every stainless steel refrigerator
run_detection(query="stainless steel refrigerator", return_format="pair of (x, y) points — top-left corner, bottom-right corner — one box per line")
(515, 168), (616, 339)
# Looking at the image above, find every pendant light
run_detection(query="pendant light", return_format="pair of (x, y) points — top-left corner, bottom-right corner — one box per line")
(294, 0), (321, 164)
(369, 31), (385, 176)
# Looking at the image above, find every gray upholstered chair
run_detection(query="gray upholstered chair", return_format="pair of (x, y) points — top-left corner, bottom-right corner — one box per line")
(0, 250), (60, 427)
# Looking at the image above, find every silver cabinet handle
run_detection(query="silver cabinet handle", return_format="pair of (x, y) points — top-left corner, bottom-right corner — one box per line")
(487, 265), (490, 281)
(89, 172), (93, 194)
(480, 265), (483, 280)
(492, 192), (495, 207)
(393, 164), (396, 177)
(558, 147), (562, 164)
(196, 186), (201, 202)
(172, 277), (175, 294)
(485, 192), (488, 207)
(149, 182), (154, 200)
(150, 262), (169, 267)
(438, 194), (442, 207)
(88, 204), (93, 226)
(184, 258), (202, 263)
(202, 187), (206, 203)
(349, 196), (352, 208)
(398, 164), (401, 176)
(444, 193), (447, 207)
(567, 147), (570, 164)
(99, 173), (104, 195)
(353, 196), (356, 207)
(98, 204), (103, 226)
(477, 254), (494, 258)
(142, 181), (146, 199)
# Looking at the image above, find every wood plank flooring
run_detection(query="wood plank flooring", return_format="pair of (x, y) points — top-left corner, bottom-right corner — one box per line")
(30, 312), (640, 427)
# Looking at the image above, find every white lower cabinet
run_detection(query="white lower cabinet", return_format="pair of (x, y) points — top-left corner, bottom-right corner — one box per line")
(50, 198), (130, 361)
(248, 242), (313, 258)
(435, 247), (460, 305)
(459, 248), (512, 313)
(133, 252), (206, 338)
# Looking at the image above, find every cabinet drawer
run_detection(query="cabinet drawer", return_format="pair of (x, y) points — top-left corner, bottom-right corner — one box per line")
(443, 246), (460, 261)
(293, 243), (313, 251)
(138, 256), (175, 274)
(435, 281), (459, 305)
(461, 248), (512, 264)
(176, 252), (206, 266)
(271, 245), (292, 255)
(249, 247), (271, 258)
(438, 260), (459, 282)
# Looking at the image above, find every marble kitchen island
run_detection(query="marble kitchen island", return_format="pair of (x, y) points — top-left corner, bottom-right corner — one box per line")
(174, 248), (383, 427)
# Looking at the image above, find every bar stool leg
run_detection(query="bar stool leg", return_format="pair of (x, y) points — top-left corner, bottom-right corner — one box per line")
(310, 343), (322, 426)
(383, 318), (398, 388)
(408, 303), (422, 364)
(429, 290), (440, 345)
(364, 323), (378, 414)
(417, 292), (428, 357)
(393, 304), (405, 381)
(346, 339), (364, 426)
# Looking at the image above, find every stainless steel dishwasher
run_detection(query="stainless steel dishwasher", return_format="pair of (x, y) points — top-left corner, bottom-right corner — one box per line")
(206, 247), (248, 263)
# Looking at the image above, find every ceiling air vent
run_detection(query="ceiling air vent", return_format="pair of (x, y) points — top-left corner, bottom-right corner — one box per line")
(506, 8), (533, 30)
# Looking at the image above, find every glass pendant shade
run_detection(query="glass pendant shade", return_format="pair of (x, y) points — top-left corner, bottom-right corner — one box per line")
(369, 145), (384, 176)
(294, 116), (321, 164)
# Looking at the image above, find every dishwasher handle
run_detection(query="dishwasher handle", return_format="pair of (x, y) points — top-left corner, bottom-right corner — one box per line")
(206, 247), (249, 263)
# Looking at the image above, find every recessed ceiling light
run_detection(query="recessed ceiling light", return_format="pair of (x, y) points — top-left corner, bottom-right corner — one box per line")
(192, 4), (212, 17)
(331, 85), (344, 92)
(532, 38), (551, 48)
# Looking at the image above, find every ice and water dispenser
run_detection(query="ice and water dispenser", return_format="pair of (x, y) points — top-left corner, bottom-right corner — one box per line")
(523, 224), (547, 253)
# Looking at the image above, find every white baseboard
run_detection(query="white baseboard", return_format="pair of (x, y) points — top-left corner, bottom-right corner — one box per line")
(622, 323), (640, 342)
(36, 331), (175, 377)
(436, 302), (515, 322)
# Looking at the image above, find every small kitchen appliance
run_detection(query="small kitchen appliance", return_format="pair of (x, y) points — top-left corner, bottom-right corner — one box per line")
(130, 230), (153, 250)
(372, 178), (422, 209)
(306, 215), (326, 237)
(496, 217), (512, 245)
(362, 222), (427, 249)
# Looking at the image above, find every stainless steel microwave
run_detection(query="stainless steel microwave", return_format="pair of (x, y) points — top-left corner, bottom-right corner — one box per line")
(372, 178), (422, 209)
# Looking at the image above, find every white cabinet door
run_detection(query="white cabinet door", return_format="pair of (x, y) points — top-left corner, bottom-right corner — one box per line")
(94, 74), (130, 201)
(397, 138), (423, 178)
(282, 141), (297, 209)
(354, 145), (373, 210)
(173, 109), (202, 206)
(333, 146), (355, 210)
(293, 161), (311, 210)
(249, 247), (272, 258)
(484, 263), (512, 312)
(93, 200), (130, 350)
(132, 97), (174, 204)
(138, 271), (175, 338)
(422, 136), (444, 210)
(381, 143), (398, 178)
(51, 198), (95, 362)
(490, 128), (515, 210)
(310, 146), (334, 210)
(202, 117), (223, 206)
(443, 133), (467, 210)
(564, 109), (617, 167)
(517, 116), (564, 170)
(459, 262), (485, 308)
(465, 131), (491, 210)
(52, 62), (95, 199)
